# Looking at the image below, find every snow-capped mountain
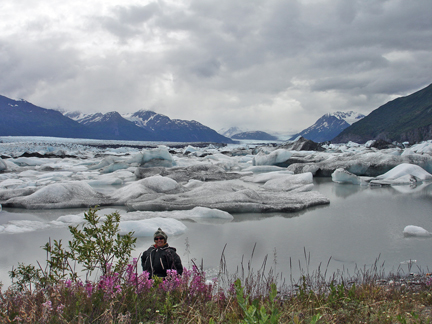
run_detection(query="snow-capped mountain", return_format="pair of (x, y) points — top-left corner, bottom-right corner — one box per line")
(290, 111), (365, 143)
(333, 83), (432, 144)
(66, 111), (157, 141)
(0, 94), (233, 143)
(65, 109), (234, 143)
(0, 95), (95, 138)
(218, 127), (247, 138)
(123, 110), (233, 143)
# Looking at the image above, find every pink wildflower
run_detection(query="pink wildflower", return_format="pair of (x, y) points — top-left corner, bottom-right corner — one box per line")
(85, 281), (94, 298)
(42, 300), (53, 311)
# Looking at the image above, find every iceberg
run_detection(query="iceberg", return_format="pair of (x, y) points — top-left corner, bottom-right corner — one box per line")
(0, 178), (25, 189)
(261, 172), (313, 191)
(252, 149), (292, 166)
(3, 182), (114, 209)
(288, 150), (432, 177)
(242, 165), (288, 173)
(136, 147), (175, 168)
(119, 217), (187, 237)
(0, 159), (6, 171)
(403, 225), (431, 237)
(331, 168), (361, 185)
(141, 175), (182, 193)
(242, 170), (294, 183)
(127, 179), (329, 213)
(0, 220), (50, 234)
(373, 163), (432, 183)
(332, 163), (432, 187)
(109, 180), (159, 204)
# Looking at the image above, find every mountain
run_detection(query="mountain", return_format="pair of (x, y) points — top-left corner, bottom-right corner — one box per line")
(66, 111), (157, 141)
(0, 95), (95, 138)
(218, 127), (246, 138)
(67, 109), (233, 143)
(332, 83), (432, 144)
(289, 111), (365, 142)
(231, 131), (279, 141)
(123, 110), (234, 143)
(0, 95), (234, 143)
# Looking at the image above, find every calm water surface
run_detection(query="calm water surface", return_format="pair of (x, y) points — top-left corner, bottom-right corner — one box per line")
(1, 178), (431, 287)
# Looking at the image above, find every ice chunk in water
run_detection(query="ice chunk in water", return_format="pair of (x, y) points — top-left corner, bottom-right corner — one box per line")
(252, 149), (292, 166)
(375, 163), (432, 181)
(119, 217), (187, 237)
(142, 175), (181, 193)
(403, 225), (431, 237)
(331, 168), (360, 185)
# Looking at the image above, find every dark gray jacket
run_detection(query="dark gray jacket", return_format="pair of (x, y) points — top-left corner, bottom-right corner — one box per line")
(141, 244), (183, 278)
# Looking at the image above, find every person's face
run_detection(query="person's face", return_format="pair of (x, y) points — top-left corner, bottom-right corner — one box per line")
(154, 236), (165, 247)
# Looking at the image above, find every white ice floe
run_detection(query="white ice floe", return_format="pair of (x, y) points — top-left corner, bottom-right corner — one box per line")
(373, 163), (432, 183)
(109, 180), (157, 204)
(183, 145), (198, 154)
(135, 147), (175, 167)
(36, 171), (74, 181)
(100, 162), (131, 173)
(261, 172), (313, 191)
(142, 175), (181, 193)
(18, 170), (41, 177)
(0, 159), (6, 171)
(119, 217), (187, 237)
(403, 225), (431, 237)
(52, 214), (86, 225)
(86, 176), (124, 187)
(0, 178), (25, 189)
(332, 163), (432, 186)
(245, 170), (296, 183)
(0, 220), (50, 234)
(88, 156), (121, 170)
(252, 149), (292, 166)
(3, 182), (113, 209)
(10, 157), (46, 166)
(127, 178), (328, 213)
(2, 137), (432, 213)
(410, 141), (432, 154)
(331, 168), (361, 185)
(122, 207), (232, 221)
(0, 206), (232, 235)
(288, 150), (432, 177)
(242, 165), (288, 173)
(3, 159), (21, 171)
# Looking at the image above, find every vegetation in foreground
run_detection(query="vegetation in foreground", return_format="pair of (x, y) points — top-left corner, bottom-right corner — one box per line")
(1, 208), (432, 323)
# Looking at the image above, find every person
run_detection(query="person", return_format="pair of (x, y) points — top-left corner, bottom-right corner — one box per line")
(141, 228), (183, 278)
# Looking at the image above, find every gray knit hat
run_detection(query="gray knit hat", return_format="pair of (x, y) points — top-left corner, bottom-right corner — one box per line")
(154, 228), (168, 241)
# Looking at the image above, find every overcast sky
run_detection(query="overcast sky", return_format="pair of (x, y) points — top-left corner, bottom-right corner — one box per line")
(0, 0), (431, 134)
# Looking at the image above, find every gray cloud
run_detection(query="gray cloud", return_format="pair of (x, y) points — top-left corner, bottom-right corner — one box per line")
(0, 0), (431, 134)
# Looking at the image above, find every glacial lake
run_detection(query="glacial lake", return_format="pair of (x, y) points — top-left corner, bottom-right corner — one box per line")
(1, 178), (431, 288)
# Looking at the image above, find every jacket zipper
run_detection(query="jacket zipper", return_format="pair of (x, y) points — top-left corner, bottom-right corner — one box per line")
(160, 258), (165, 270)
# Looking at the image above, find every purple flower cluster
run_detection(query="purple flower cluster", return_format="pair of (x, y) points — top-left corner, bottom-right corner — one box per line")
(98, 272), (121, 299)
(158, 265), (215, 301)
(124, 258), (154, 293)
(160, 269), (182, 292)
(51, 260), (219, 309)
(188, 265), (213, 300)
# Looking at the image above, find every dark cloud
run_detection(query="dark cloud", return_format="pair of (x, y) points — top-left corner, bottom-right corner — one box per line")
(0, 0), (431, 133)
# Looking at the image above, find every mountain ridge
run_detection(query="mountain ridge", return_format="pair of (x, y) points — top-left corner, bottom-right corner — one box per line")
(289, 111), (365, 142)
(0, 96), (234, 143)
(332, 83), (432, 144)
